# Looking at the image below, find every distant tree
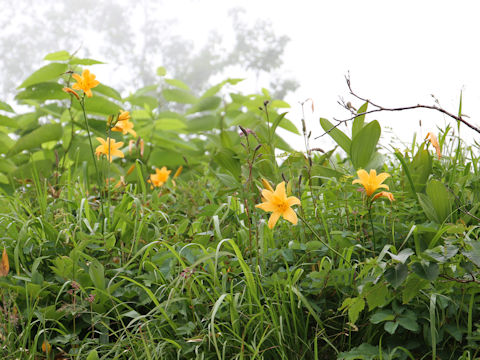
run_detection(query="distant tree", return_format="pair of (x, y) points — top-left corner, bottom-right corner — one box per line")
(0, 1), (297, 98)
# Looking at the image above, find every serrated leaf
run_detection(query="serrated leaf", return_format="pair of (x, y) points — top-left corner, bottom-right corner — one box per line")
(162, 89), (197, 104)
(9, 124), (63, 155)
(352, 102), (368, 139)
(350, 120), (381, 169)
(384, 263), (408, 288)
(339, 297), (365, 324)
(402, 274), (429, 303)
(44, 50), (70, 61)
(18, 63), (68, 88)
(337, 343), (379, 360)
(320, 117), (351, 154)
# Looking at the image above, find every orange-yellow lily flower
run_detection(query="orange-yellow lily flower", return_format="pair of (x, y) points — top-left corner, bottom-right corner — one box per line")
(62, 87), (80, 100)
(72, 69), (100, 97)
(148, 166), (171, 188)
(0, 247), (9, 277)
(372, 191), (395, 202)
(112, 112), (137, 138)
(255, 181), (301, 229)
(425, 132), (441, 159)
(95, 137), (124, 162)
(352, 169), (390, 197)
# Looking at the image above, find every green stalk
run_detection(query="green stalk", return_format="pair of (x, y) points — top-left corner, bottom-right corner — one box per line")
(79, 96), (105, 218)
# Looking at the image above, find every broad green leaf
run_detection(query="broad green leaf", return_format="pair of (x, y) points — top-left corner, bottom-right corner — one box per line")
(418, 193), (439, 223)
(89, 259), (105, 291)
(0, 133), (14, 154)
(165, 78), (190, 91)
(384, 263), (408, 288)
(462, 240), (480, 268)
(409, 147), (432, 192)
(350, 120), (381, 169)
(397, 313), (419, 332)
(156, 66), (167, 76)
(44, 50), (70, 61)
(384, 321), (399, 334)
(426, 179), (453, 223)
(270, 112), (287, 135)
(337, 343), (379, 360)
(155, 118), (186, 131)
(370, 309), (395, 324)
(72, 96), (121, 116)
(364, 282), (390, 310)
(411, 261), (439, 281)
(162, 89), (197, 104)
(388, 248), (414, 263)
(402, 274), (429, 304)
(9, 124), (63, 155)
(12, 159), (53, 179)
(187, 115), (220, 132)
(424, 244), (459, 263)
(352, 102), (368, 139)
(213, 148), (241, 178)
(0, 115), (20, 128)
(69, 57), (104, 65)
(94, 84), (122, 101)
(18, 63), (68, 88)
(319, 118), (351, 154)
(128, 95), (159, 109)
(86, 349), (99, 360)
(270, 99), (290, 108)
(311, 165), (344, 179)
(149, 150), (186, 167)
(16, 83), (69, 102)
(339, 297), (365, 324)
(0, 101), (14, 113)
(187, 96), (221, 114)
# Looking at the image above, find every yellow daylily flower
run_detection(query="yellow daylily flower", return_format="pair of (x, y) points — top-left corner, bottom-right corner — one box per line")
(41, 340), (51, 353)
(372, 191), (395, 202)
(72, 69), (100, 97)
(425, 132), (441, 159)
(95, 137), (124, 162)
(352, 169), (390, 197)
(255, 181), (301, 229)
(148, 166), (171, 188)
(112, 112), (137, 138)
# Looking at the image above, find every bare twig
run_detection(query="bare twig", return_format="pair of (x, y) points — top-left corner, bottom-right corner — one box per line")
(316, 74), (480, 139)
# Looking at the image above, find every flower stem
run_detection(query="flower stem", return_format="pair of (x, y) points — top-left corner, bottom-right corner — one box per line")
(368, 203), (376, 256)
(297, 213), (350, 264)
(79, 97), (105, 217)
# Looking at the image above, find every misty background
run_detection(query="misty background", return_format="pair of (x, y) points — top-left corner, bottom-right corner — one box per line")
(1, 0), (479, 150)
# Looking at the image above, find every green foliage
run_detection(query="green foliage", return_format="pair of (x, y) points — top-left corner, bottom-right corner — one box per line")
(1, 53), (479, 360)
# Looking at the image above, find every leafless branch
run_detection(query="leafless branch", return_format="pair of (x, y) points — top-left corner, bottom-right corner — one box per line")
(316, 74), (480, 139)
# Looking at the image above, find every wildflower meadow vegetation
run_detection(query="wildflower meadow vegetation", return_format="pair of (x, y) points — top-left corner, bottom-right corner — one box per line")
(1, 51), (480, 360)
